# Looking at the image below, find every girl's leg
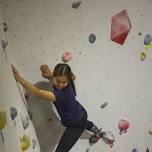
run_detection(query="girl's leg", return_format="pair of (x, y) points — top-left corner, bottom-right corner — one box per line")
(55, 112), (88, 152)
(55, 127), (84, 152)
(85, 120), (100, 134)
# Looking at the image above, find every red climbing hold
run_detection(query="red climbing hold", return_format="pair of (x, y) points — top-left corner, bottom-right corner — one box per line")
(111, 9), (132, 45)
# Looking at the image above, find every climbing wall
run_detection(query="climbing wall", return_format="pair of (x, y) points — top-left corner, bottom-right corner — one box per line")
(1, 0), (152, 151)
(0, 9), (40, 152)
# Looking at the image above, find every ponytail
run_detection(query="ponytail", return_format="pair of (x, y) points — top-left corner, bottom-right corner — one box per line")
(70, 78), (76, 96)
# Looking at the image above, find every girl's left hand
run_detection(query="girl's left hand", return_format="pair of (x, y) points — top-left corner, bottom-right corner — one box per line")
(11, 65), (21, 81)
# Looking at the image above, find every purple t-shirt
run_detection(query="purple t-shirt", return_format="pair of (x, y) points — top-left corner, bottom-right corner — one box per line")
(53, 82), (85, 127)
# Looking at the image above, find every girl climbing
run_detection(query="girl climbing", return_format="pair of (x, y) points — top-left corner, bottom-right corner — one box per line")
(11, 63), (103, 152)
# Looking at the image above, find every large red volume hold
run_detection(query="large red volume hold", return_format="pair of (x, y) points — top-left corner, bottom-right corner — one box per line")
(111, 9), (132, 45)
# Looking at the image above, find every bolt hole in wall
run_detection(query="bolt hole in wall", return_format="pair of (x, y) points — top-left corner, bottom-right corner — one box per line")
(0, 0), (152, 152)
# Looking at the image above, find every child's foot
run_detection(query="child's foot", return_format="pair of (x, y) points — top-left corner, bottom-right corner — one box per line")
(89, 129), (103, 144)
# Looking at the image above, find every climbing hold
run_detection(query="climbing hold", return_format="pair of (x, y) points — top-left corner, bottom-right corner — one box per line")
(10, 107), (17, 120)
(140, 43), (152, 61)
(72, 1), (81, 9)
(118, 119), (129, 135)
(111, 9), (132, 45)
(0, 40), (8, 50)
(21, 113), (29, 129)
(20, 134), (31, 151)
(148, 127), (152, 135)
(102, 131), (115, 148)
(138, 32), (142, 36)
(0, 110), (7, 142)
(3, 22), (8, 32)
(132, 148), (138, 152)
(101, 101), (108, 109)
(0, 110), (7, 130)
(10, 107), (17, 126)
(62, 51), (73, 63)
(140, 52), (146, 61)
(32, 139), (37, 149)
(89, 33), (96, 43)
(144, 34), (152, 45)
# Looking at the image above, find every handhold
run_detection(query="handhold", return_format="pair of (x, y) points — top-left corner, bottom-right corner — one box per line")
(20, 134), (31, 151)
(111, 9), (132, 45)
(21, 113), (29, 129)
(101, 101), (108, 109)
(10, 107), (17, 120)
(0, 39), (8, 50)
(72, 1), (81, 9)
(62, 51), (73, 62)
(144, 34), (152, 45)
(89, 33), (96, 43)
(0, 110), (7, 130)
(118, 119), (129, 134)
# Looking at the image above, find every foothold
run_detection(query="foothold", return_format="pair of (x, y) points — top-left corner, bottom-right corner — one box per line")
(62, 51), (73, 63)
(118, 119), (129, 135)
(89, 33), (96, 43)
(140, 52), (146, 61)
(20, 134), (31, 151)
(138, 32), (142, 36)
(21, 113), (29, 129)
(102, 131), (115, 148)
(148, 127), (152, 135)
(111, 9), (132, 45)
(10, 107), (17, 120)
(32, 139), (37, 149)
(72, 1), (81, 9)
(144, 34), (152, 45)
(3, 22), (8, 32)
(101, 101), (108, 109)
(0, 39), (8, 50)
(132, 148), (138, 152)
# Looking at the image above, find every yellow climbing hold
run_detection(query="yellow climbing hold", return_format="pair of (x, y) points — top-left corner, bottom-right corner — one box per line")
(140, 43), (152, 61)
(0, 110), (7, 130)
(20, 134), (31, 151)
(140, 52), (147, 61)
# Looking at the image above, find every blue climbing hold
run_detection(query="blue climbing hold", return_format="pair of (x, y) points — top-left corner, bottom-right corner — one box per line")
(10, 107), (17, 120)
(132, 148), (138, 152)
(144, 34), (152, 45)
(89, 33), (96, 43)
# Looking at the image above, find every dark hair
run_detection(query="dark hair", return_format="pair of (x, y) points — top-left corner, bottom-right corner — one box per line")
(53, 63), (76, 96)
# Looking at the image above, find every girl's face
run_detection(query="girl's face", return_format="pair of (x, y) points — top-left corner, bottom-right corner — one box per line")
(53, 75), (69, 90)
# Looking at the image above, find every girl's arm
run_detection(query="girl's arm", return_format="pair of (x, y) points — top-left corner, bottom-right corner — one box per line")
(11, 65), (56, 102)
